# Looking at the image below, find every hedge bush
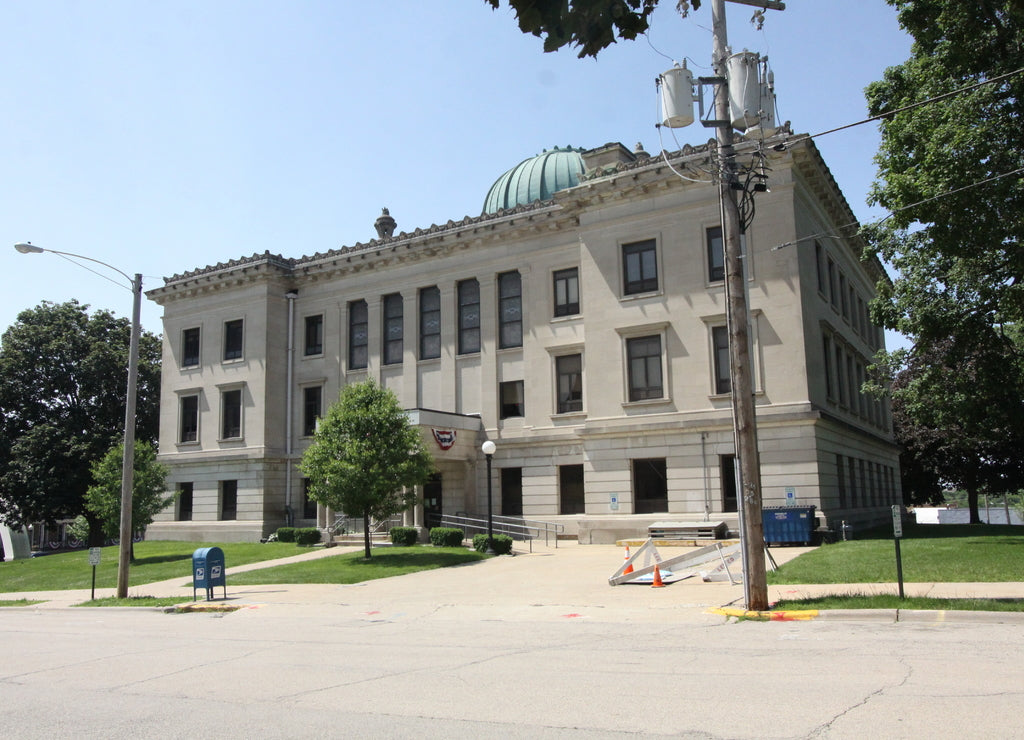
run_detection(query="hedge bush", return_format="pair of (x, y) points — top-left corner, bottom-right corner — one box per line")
(390, 526), (419, 546)
(472, 533), (513, 555)
(276, 527), (297, 543)
(295, 527), (322, 546)
(429, 527), (465, 547)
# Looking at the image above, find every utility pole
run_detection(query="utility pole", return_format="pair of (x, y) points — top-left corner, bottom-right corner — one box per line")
(711, 0), (783, 612)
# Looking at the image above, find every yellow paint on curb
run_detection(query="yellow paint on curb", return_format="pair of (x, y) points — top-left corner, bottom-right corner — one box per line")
(710, 607), (819, 621)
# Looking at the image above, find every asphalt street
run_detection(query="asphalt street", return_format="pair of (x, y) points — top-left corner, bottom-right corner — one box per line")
(2, 542), (1023, 739)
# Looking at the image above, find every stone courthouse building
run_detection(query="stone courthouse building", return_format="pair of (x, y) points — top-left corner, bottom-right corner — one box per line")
(146, 132), (900, 543)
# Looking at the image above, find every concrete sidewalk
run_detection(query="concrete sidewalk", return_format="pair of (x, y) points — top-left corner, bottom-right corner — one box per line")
(4, 541), (1024, 622)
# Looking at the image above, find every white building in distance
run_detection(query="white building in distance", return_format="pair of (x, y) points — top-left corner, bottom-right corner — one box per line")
(146, 132), (900, 544)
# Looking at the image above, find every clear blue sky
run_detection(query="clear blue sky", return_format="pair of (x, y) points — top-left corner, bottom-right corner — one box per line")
(1, 0), (911, 348)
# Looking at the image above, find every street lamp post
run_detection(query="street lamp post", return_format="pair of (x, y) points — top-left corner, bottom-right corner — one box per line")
(481, 440), (496, 554)
(14, 242), (142, 599)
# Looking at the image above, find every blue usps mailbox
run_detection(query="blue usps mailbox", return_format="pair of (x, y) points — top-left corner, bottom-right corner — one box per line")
(192, 546), (226, 601)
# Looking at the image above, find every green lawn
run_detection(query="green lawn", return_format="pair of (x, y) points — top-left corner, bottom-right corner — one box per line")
(767, 524), (1024, 585)
(0, 541), (306, 592)
(229, 547), (487, 585)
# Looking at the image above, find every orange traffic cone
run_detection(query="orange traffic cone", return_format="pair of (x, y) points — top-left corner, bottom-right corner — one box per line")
(622, 546), (634, 575)
(651, 563), (665, 588)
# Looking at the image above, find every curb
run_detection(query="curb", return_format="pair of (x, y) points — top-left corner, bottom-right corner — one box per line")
(711, 607), (1024, 624)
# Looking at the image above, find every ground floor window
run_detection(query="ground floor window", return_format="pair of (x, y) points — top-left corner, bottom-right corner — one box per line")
(501, 467), (522, 516)
(559, 464), (585, 514)
(720, 455), (737, 513)
(302, 478), (317, 519)
(221, 480), (237, 521)
(178, 482), (193, 521)
(633, 458), (667, 514)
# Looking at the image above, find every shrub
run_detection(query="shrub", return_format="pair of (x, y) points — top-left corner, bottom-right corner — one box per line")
(429, 527), (465, 547)
(295, 527), (322, 546)
(472, 533), (514, 555)
(276, 527), (297, 543)
(390, 526), (419, 546)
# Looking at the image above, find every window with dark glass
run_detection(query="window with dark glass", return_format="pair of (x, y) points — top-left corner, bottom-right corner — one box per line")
(302, 478), (317, 519)
(500, 467), (523, 516)
(556, 354), (583, 413)
(182, 327), (200, 367)
(221, 388), (242, 439)
(304, 314), (323, 356)
(559, 464), (585, 515)
(706, 225), (747, 283)
(382, 293), (404, 365)
(302, 385), (322, 437)
(220, 480), (237, 521)
(180, 394), (199, 443)
(712, 325), (731, 394)
(458, 279), (480, 354)
(349, 300), (368, 369)
(627, 335), (663, 401)
(499, 380), (525, 419)
(633, 458), (668, 514)
(419, 286), (441, 360)
(622, 239), (658, 295)
(553, 267), (580, 317)
(223, 319), (244, 361)
(178, 482), (193, 521)
(498, 271), (522, 349)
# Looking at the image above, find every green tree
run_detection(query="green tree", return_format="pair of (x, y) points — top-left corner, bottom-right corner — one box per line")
(865, 1), (1024, 345)
(299, 380), (435, 559)
(484, 0), (688, 58)
(85, 441), (171, 560)
(0, 300), (162, 542)
(882, 332), (1024, 521)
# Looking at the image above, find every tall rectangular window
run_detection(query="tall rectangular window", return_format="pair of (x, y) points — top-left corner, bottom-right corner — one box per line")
(627, 335), (663, 401)
(457, 279), (480, 354)
(302, 478), (317, 520)
(553, 267), (579, 317)
(835, 344), (847, 406)
(712, 325), (731, 395)
(419, 286), (441, 360)
(223, 319), (244, 361)
(304, 314), (324, 356)
(179, 394), (199, 443)
(828, 257), (838, 309)
(499, 380), (525, 419)
(220, 480), (237, 521)
(221, 388), (242, 439)
(622, 239), (658, 295)
(500, 467), (523, 516)
(707, 225), (725, 282)
(348, 299), (368, 369)
(559, 464), (585, 515)
(815, 242), (827, 297)
(823, 334), (835, 400)
(178, 482), (193, 521)
(302, 385), (322, 437)
(382, 293), (404, 365)
(836, 454), (847, 508)
(498, 271), (523, 349)
(182, 327), (200, 368)
(633, 458), (668, 514)
(556, 354), (583, 413)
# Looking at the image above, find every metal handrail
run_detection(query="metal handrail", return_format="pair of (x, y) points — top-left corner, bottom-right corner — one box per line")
(441, 512), (565, 551)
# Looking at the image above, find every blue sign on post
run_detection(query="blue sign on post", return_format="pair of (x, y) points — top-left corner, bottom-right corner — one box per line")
(192, 546), (226, 601)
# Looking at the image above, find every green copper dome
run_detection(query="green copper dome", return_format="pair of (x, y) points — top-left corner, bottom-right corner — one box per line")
(482, 146), (586, 214)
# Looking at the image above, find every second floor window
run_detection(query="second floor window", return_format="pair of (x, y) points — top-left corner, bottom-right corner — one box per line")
(221, 388), (242, 439)
(179, 394), (199, 443)
(223, 319), (244, 361)
(553, 267), (579, 317)
(458, 279), (480, 354)
(304, 314), (323, 356)
(498, 271), (523, 349)
(419, 286), (441, 360)
(712, 325), (731, 395)
(349, 300), (368, 369)
(500, 380), (525, 419)
(182, 327), (200, 367)
(383, 293), (404, 365)
(622, 239), (658, 295)
(627, 335), (663, 401)
(302, 385), (322, 437)
(556, 354), (583, 413)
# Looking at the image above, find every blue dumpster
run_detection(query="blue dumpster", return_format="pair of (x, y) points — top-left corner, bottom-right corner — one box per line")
(192, 546), (226, 601)
(762, 506), (816, 545)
